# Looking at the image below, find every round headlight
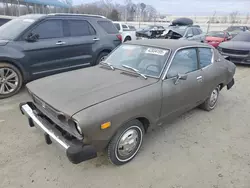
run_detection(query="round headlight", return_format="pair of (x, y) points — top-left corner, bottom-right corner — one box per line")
(68, 119), (82, 135)
(75, 124), (82, 135)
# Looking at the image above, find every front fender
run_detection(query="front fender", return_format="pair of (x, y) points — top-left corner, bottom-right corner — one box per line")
(73, 82), (162, 151)
(0, 46), (30, 82)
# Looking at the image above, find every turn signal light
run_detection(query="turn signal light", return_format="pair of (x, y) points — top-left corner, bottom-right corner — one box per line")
(101, 122), (111, 130)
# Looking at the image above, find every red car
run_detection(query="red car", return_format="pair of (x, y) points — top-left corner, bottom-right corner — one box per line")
(205, 31), (232, 48)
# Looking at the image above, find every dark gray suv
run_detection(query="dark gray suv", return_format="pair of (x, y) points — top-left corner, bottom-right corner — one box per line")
(0, 14), (122, 99)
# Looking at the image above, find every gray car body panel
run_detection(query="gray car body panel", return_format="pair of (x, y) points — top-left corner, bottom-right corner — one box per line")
(219, 41), (250, 51)
(26, 39), (236, 151)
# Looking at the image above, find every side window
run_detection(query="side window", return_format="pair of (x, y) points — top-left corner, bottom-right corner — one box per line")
(192, 28), (200, 35)
(32, 20), (63, 39)
(186, 28), (193, 37)
(68, 20), (95, 37)
(198, 48), (213, 68)
(122, 24), (128, 29)
(98, 21), (119, 34)
(167, 48), (198, 78)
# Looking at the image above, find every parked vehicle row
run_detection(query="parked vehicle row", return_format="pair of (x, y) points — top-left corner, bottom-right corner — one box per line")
(0, 13), (122, 99)
(20, 39), (236, 166)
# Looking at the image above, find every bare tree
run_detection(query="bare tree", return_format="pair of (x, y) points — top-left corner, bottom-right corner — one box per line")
(229, 11), (239, 24)
(221, 16), (228, 23)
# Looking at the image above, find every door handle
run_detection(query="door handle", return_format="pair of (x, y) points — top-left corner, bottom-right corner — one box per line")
(93, 38), (100, 41)
(56, 41), (66, 45)
(196, 76), (203, 82)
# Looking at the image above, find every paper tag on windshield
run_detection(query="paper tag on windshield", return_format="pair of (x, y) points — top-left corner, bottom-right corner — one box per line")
(145, 48), (167, 56)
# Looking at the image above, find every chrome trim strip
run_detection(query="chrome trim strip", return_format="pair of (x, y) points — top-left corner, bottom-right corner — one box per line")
(21, 104), (70, 149)
(32, 63), (91, 75)
(161, 45), (214, 80)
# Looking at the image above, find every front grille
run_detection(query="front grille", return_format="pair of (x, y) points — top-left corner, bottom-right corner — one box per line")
(221, 48), (250, 55)
(33, 95), (58, 119)
(31, 94), (83, 139)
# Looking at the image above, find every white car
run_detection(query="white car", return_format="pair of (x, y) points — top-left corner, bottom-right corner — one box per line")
(113, 22), (137, 42)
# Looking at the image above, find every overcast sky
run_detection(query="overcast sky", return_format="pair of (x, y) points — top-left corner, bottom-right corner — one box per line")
(73, 0), (249, 15)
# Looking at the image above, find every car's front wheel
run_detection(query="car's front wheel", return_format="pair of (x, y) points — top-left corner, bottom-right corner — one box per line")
(200, 86), (220, 111)
(0, 63), (23, 99)
(108, 119), (144, 165)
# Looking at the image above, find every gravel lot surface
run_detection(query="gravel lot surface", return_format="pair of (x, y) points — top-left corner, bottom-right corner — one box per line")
(1, 65), (250, 188)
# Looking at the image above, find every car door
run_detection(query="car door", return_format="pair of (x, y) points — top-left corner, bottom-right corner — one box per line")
(160, 47), (204, 122)
(20, 18), (73, 77)
(62, 18), (98, 67)
(198, 47), (218, 99)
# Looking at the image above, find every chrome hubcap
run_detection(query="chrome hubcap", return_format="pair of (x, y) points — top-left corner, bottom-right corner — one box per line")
(210, 89), (218, 107)
(0, 68), (19, 95)
(117, 129), (139, 157)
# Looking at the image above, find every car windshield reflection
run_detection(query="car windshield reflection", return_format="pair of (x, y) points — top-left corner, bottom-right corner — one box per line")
(104, 44), (170, 78)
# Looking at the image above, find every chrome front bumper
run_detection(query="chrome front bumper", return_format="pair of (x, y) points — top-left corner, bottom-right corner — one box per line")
(20, 102), (97, 164)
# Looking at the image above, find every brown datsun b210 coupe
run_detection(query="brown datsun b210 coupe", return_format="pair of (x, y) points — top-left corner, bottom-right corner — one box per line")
(20, 39), (236, 166)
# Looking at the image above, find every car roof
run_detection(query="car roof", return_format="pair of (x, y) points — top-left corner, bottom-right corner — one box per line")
(127, 39), (210, 50)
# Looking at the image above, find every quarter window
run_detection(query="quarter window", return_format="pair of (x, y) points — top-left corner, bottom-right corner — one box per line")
(98, 21), (118, 34)
(167, 48), (198, 78)
(186, 28), (193, 37)
(198, 48), (213, 68)
(32, 20), (63, 39)
(68, 20), (95, 36)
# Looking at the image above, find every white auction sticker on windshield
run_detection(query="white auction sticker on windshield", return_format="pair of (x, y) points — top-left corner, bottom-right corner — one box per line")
(145, 48), (167, 56)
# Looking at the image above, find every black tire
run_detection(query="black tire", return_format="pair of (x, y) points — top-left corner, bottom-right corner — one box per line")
(95, 52), (110, 65)
(124, 36), (131, 42)
(200, 86), (220, 111)
(0, 62), (23, 99)
(108, 119), (145, 166)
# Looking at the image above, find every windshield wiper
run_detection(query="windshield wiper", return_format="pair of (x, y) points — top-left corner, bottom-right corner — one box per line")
(100, 61), (115, 70)
(122, 64), (147, 79)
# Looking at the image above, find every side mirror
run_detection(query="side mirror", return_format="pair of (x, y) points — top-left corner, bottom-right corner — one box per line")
(26, 33), (39, 42)
(174, 73), (188, 85)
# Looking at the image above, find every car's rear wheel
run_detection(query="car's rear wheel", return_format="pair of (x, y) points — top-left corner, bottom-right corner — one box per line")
(95, 52), (110, 65)
(108, 119), (144, 165)
(0, 63), (23, 99)
(200, 86), (220, 111)
(124, 36), (131, 42)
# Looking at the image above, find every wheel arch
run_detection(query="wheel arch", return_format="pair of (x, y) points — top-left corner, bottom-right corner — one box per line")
(0, 58), (28, 82)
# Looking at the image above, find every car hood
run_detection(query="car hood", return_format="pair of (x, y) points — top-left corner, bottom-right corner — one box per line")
(0, 39), (9, 46)
(219, 41), (250, 50)
(27, 66), (158, 116)
(206, 36), (224, 42)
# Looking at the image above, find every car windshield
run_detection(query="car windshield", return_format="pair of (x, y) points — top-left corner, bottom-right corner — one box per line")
(207, 31), (225, 38)
(231, 32), (250, 42)
(0, 17), (36, 40)
(104, 44), (170, 78)
(142, 26), (154, 30)
(227, 26), (244, 32)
